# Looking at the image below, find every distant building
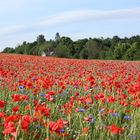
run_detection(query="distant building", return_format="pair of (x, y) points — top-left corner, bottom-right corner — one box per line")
(41, 52), (46, 57)
(41, 49), (54, 57)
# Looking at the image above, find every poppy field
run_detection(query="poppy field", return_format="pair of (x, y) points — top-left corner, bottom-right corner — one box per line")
(0, 53), (140, 140)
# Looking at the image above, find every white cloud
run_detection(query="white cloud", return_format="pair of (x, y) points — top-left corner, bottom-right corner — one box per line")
(0, 7), (140, 36)
(39, 7), (140, 26)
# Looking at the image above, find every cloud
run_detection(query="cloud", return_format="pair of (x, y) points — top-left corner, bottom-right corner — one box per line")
(0, 7), (140, 36)
(39, 7), (140, 26)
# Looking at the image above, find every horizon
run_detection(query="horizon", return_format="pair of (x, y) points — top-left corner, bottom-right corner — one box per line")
(0, 0), (140, 51)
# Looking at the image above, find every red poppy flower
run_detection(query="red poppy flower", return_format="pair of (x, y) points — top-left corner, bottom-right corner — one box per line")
(0, 100), (5, 108)
(106, 124), (124, 135)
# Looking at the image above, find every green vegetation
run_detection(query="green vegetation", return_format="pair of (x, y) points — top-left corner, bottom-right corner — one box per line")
(2, 33), (140, 60)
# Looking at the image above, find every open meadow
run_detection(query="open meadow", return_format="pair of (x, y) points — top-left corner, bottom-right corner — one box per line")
(0, 54), (140, 140)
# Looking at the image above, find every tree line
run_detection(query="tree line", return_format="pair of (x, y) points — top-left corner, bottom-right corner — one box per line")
(2, 33), (140, 60)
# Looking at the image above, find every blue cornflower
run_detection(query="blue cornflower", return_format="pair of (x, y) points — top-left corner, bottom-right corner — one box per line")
(32, 77), (35, 80)
(124, 115), (131, 120)
(19, 86), (24, 89)
(63, 90), (69, 94)
(78, 109), (85, 113)
(40, 93), (45, 97)
(35, 125), (41, 129)
(128, 135), (139, 139)
(89, 119), (94, 125)
(57, 129), (65, 133)
(111, 113), (119, 117)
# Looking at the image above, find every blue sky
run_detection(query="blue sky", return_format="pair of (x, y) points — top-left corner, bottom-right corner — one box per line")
(0, 0), (140, 51)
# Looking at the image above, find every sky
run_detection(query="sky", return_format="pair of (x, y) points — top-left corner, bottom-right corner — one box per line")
(0, 0), (140, 51)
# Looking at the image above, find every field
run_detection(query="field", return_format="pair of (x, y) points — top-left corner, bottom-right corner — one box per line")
(0, 54), (140, 140)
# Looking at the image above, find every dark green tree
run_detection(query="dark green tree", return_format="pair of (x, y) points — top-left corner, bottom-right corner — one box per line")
(2, 47), (15, 53)
(2, 34), (140, 60)
(79, 48), (88, 59)
(74, 39), (88, 58)
(114, 43), (131, 59)
(57, 36), (75, 57)
(124, 42), (140, 60)
(86, 39), (103, 59)
(55, 32), (61, 41)
(55, 45), (71, 58)
(36, 34), (46, 45)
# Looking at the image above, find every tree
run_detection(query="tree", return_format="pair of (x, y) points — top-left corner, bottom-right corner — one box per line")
(36, 34), (46, 45)
(57, 36), (75, 57)
(110, 36), (121, 51)
(55, 45), (71, 58)
(79, 48), (88, 59)
(2, 34), (140, 60)
(114, 43), (131, 59)
(2, 47), (15, 53)
(74, 39), (88, 58)
(86, 39), (103, 59)
(22, 41), (27, 45)
(123, 42), (140, 60)
(55, 32), (61, 41)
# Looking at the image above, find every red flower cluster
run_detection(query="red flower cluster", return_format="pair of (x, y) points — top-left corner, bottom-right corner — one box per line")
(0, 54), (140, 139)
(106, 124), (124, 135)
